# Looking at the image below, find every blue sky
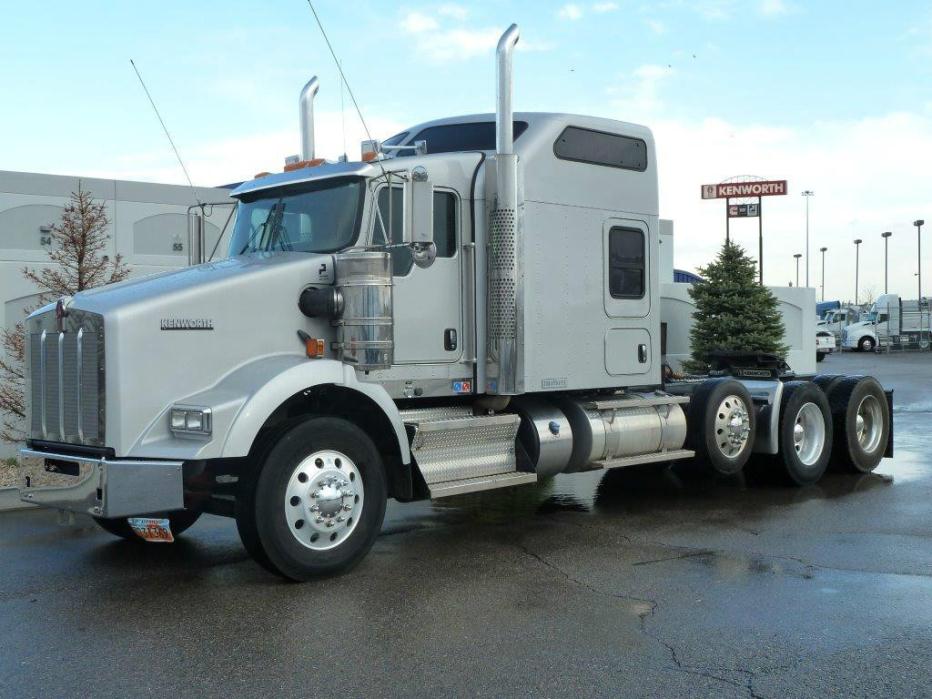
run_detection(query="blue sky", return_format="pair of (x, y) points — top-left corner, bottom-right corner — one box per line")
(2, 0), (931, 299)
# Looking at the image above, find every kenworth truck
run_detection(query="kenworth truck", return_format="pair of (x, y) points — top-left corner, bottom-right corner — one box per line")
(19, 25), (893, 580)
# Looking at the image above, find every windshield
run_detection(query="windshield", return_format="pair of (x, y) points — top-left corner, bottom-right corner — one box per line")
(864, 311), (877, 322)
(229, 177), (364, 255)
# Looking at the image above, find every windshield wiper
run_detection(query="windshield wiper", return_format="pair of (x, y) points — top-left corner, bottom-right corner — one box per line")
(238, 200), (283, 255)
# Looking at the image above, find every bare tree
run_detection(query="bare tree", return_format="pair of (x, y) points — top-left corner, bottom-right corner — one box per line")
(0, 183), (129, 443)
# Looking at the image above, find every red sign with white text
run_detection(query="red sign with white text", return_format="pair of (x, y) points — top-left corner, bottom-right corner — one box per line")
(701, 180), (788, 199)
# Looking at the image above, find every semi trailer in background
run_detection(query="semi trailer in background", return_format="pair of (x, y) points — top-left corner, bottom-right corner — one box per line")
(18, 24), (893, 579)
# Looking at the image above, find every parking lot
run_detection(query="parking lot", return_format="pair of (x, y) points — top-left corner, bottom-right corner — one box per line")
(1, 352), (930, 698)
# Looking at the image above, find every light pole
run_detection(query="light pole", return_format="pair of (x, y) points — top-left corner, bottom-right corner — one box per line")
(820, 246), (827, 301)
(802, 190), (814, 287)
(793, 253), (802, 287)
(854, 238), (863, 304)
(881, 231), (892, 294)
(915, 220), (924, 302)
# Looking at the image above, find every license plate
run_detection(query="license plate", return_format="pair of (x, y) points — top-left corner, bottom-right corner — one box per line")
(127, 518), (174, 543)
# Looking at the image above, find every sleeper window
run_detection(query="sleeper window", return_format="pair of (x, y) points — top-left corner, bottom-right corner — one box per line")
(608, 227), (645, 299)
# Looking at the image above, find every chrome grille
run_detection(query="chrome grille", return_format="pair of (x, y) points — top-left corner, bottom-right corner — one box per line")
(27, 309), (105, 446)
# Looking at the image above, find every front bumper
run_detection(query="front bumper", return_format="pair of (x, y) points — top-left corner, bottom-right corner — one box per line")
(18, 448), (184, 518)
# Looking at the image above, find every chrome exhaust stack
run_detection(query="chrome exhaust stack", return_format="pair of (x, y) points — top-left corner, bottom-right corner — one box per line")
(299, 76), (320, 160)
(488, 24), (522, 395)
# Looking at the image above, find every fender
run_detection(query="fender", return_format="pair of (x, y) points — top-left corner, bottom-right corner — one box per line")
(126, 354), (410, 464)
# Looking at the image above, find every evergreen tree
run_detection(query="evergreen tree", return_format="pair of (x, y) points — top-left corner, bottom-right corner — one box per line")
(0, 183), (129, 443)
(684, 241), (787, 374)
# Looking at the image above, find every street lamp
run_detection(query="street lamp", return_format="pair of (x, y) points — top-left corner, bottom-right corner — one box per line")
(802, 190), (814, 287)
(915, 220), (925, 302)
(854, 238), (863, 304)
(881, 231), (892, 294)
(819, 246), (828, 301)
(793, 253), (802, 287)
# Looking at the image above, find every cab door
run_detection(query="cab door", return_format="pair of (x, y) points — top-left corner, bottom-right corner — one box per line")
(371, 185), (463, 364)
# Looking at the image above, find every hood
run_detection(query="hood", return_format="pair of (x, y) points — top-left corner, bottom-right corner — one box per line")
(69, 252), (334, 316)
(31, 252), (339, 457)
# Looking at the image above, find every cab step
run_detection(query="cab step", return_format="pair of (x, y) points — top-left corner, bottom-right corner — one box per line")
(591, 448), (695, 470)
(401, 410), (536, 498)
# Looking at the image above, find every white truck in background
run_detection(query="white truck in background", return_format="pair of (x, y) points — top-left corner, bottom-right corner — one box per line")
(17, 24), (893, 580)
(841, 294), (931, 351)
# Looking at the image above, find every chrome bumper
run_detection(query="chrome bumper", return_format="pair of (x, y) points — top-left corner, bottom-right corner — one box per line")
(18, 448), (184, 518)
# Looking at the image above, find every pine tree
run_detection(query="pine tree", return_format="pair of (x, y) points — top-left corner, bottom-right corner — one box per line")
(0, 183), (129, 443)
(683, 240), (787, 374)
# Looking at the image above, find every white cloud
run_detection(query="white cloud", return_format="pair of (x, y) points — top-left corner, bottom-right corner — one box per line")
(648, 112), (932, 299)
(609, 64), (675, 121)
(437, 3), (468, 21)
(79, 111), (406, 188)
(410, 26), (503, 61)
(400, 11), (438, 33)
(399, 8), (550, 62)
(592, 2), (619, 12)
(759, 0), (788, 17)
(558, 4), (584, 20)
(645, 18), (667, 34)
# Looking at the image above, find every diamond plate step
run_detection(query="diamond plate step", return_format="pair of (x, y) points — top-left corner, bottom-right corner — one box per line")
(404, 412), (527, 498)
(429, 471), (538, 498)
(591, 449), (695, 470)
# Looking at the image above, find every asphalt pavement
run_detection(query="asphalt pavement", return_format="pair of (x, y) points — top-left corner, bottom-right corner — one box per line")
(1, 352), (930, 698)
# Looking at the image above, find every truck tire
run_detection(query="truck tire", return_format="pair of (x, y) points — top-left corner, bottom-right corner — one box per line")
(812, 374), (844, 396)
(235, 416), (387, 581)
(774, 381), (833, 486)
(816, 352), (826, 362)
(93, 508), (202, 541)
(858, 336), (875, 352)
(827, 376), (890, 473)
(686, 378), (756, 476)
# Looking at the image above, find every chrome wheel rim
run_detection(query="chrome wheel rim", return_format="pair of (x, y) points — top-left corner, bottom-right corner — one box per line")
(284, 450), (363, 551)
(860, 338), (873, 351)
(793, 403), (825, 466)
(713, 394), (751, 458)
(855, 395), (883, 454)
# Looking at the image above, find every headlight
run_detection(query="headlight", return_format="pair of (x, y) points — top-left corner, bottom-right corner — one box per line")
(169, 406), (212, 436)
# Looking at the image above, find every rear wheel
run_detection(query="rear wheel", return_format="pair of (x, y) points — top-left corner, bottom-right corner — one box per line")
(94, 508), (202, 541)
(687, 379), (756, 476)
(235, 417), (387, 580)
(774, 381), (833, 486)
(827, 376), (890, 473)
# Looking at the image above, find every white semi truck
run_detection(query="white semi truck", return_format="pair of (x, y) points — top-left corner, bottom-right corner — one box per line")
(841, 294), (931, 351)
(18, 25), (893, 580)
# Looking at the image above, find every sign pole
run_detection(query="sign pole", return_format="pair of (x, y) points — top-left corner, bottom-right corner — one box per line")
(725, 198), (730, 244)
(758, 196), (763, 285)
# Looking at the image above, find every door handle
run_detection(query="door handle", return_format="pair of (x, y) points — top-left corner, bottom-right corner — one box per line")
(638, 343), (648, 363)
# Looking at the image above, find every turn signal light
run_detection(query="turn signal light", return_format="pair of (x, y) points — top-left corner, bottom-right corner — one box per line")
(304, 337), (325, 358)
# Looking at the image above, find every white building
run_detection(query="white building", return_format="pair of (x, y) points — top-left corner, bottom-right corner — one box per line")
(1, 170), (233, 455)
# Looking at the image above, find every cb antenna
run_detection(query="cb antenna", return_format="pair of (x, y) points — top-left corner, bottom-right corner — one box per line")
(129, 58), (202, 205)
(305, 0), (385, 175)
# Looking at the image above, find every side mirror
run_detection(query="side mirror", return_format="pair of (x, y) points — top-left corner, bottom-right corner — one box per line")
(404, 167), (433, 245)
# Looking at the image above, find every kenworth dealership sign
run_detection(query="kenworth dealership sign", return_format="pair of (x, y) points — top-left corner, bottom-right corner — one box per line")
(701, 180), (788, 199)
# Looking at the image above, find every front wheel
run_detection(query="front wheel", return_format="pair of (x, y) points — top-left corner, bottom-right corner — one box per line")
(858, 336), (876, 352)
(236, 417), (387, 581)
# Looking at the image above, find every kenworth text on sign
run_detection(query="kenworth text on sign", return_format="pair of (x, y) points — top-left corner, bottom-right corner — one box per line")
(19, 25), (892, 580)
